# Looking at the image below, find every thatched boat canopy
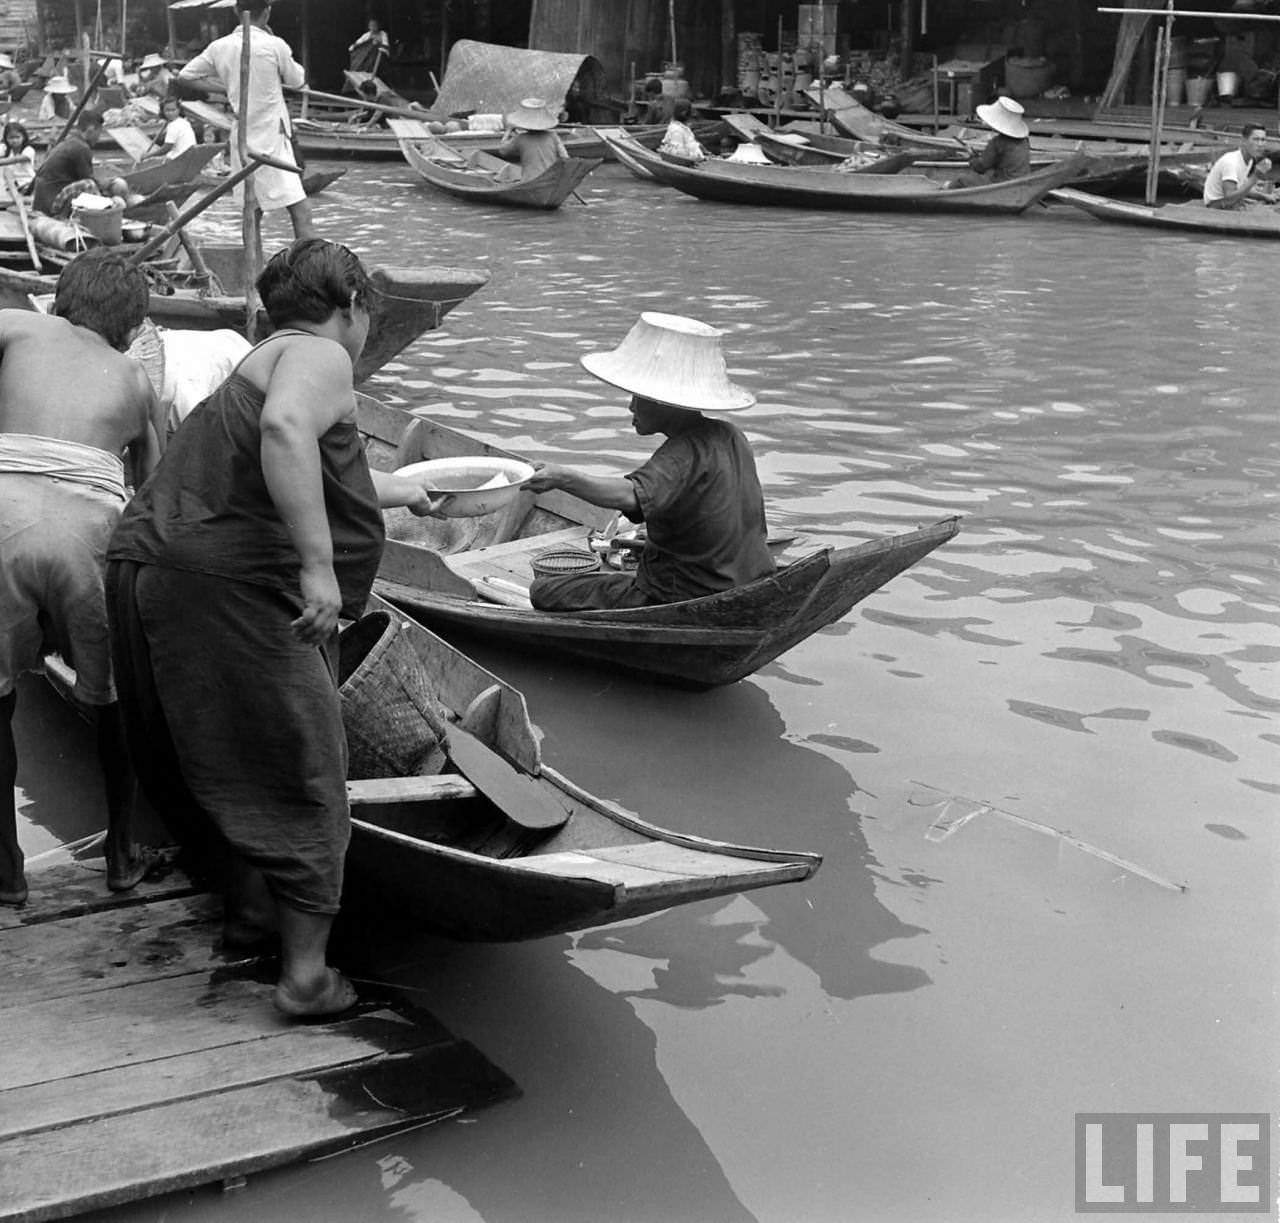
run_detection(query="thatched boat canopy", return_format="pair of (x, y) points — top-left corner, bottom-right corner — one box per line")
(430, 39), (607, 120)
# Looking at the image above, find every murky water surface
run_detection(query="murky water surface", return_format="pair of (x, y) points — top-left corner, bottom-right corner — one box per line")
(21, 163), (1278, 1222)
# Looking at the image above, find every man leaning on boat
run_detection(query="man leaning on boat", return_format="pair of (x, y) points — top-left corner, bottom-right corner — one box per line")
(1203, 124), (1274, 209)
(525, 313), (774, 611)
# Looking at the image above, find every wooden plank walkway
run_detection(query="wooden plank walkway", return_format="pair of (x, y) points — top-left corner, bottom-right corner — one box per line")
(0, 858), (517, 1222)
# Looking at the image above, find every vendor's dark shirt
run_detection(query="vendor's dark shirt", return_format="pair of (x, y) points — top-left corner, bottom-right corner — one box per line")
(626, 415), (774, 603)
(108, 371), (384, 619)
(971, 133), (1031, 182)
(32, 132), (93, 214)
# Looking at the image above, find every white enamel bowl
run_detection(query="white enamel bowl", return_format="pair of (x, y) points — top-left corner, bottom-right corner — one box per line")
(393, 456), (535, 518)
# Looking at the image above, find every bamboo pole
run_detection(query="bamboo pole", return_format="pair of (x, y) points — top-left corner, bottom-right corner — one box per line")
(1146, 2), (1174, 205)
(5, 169), (41, 272)
(120, 0), (127, 64)
(773, 14), (782, 128)
(166, 6), (176, 60)
(238, 9), (263, 340)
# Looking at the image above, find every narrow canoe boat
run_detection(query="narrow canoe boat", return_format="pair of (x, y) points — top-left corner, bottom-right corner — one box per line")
(390, 122), (601, 209)
(597, 131), (1087, 215)
(1049, 186), (1280, 237)
(0, 257), (489, 385)
(361, 397), (961, 688)
(339, 595), (823, 941)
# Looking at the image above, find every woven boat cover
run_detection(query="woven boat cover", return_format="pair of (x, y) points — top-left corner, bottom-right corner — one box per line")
(430, 39), (606, 119)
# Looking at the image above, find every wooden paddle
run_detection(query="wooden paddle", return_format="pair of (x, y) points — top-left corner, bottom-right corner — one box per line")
(444, 724), (569, 832)
(290, 84), (430, 125)
(3, 169), (41, 272)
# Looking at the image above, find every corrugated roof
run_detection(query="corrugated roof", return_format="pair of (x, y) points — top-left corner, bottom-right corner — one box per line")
(430, 38), (605, 119)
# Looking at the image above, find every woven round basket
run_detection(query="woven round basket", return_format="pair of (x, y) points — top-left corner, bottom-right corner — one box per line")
(337, 611), (450, 780)
(531, 547), (601, 578)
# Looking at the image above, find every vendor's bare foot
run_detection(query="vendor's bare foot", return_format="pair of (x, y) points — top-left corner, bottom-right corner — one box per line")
(0, 876), (28, 906)
(274, 967), (358, 1018)
(107, 845), (160, 893)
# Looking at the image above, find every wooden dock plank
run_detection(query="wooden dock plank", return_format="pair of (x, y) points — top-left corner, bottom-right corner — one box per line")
(0, 1008), (454, 1141)
(0, 893), (225, 1007)
(0, 864), (518, 1220)
(1, 1038), (515, 1223)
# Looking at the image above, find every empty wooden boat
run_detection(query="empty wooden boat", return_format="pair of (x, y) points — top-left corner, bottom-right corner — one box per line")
(339, 597), (823, 941)
(390, 121), (601, 209)
(1049, 186), (1280, 238)
(361, 397), (961, 688)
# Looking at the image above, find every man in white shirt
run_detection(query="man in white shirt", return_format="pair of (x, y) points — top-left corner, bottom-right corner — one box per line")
(178, 0), (314, 238)
(1203, 123), (1273, 209)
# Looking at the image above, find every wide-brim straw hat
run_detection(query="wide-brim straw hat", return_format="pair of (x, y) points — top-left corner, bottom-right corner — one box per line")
(581, 312), (755, 412)
(975, 96), (1028, 139)
(0, 54), (14, 70)
(44, 76), (75, 94)
(506, 96), (557, 132)
(138, 53), (169, 72)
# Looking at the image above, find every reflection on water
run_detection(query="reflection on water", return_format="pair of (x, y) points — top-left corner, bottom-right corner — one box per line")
(65, 165), (1280, 1223)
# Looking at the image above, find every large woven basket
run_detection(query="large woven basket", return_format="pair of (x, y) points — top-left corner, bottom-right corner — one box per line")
(337, 611), (449, 780)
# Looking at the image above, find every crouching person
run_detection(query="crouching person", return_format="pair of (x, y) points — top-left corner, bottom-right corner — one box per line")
(0, 249), (162, 904)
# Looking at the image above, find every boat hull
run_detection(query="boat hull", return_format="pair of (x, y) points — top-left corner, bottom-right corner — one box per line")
(1050, 186), (1280, 237)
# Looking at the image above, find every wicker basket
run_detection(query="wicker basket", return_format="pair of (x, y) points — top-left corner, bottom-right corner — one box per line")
(337, 611), (449, 780)
(530, 547), (601, 578)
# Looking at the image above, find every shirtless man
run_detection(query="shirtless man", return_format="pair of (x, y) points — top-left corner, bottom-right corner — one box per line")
(0, 248), (161, 904)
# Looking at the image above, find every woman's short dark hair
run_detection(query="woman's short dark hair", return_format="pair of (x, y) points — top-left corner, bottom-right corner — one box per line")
(257, 238), (373, 328)
(3, 120), (29, 147)
(54, 248), (149, 350)
(77, 107), (103, 131)
(672, 98), (692, 121)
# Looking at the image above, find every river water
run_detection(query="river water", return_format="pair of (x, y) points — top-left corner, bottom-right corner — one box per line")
(17, 161), (1278, 1222)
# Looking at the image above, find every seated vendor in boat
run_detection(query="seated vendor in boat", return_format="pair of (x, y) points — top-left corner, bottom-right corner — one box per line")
(945, 96), (1030, 189)
(491, 97), (568, 181)
(658, 98), (706, 163)
(1203, 124), (1273, 209)
(32, 108), (119, 217)
(0, 249), (163, 907)
(526, 312), (774, 612)
(149, 94), (197, 160)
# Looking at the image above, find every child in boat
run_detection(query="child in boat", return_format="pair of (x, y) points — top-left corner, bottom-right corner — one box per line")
(526, 312), (774, 611)
(151, 94), (196, 160)
(658, 98), (706, 162)
(0, 248), (163, 906)
(1, 121), (36, 189)
(106, 238), (445, 1018)
(492, 97), (567, 181)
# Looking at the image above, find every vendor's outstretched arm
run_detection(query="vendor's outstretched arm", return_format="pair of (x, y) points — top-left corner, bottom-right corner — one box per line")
(527, 462), (640, 517)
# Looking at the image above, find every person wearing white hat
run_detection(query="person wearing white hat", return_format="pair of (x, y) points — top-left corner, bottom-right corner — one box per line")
(179, 0), (316, 239)
(133, 52), (174, 101)
(492, 96), (567, 181)
(526, 312), (774, 611)
(946, 94), (1031, 189)
(0, 53), (22, 102)
(37, 73), (76, 122)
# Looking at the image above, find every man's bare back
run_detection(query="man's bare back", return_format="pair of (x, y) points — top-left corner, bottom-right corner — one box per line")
(0, 309), (159, 480)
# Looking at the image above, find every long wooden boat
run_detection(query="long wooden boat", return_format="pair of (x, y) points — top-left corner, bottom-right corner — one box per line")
(0, 254), (489, 385)
(361, 397), (961, 688)
(338, 594), (822, 940)
(1049, 186), (1280, 238)
(391, 124), (601, 209)
(597, 131), (1088, 215)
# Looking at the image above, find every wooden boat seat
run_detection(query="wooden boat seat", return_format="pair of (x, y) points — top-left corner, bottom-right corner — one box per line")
(511, 842), (800, 896)
(448, 525), (591, 581)
(347, 775), (477, 804)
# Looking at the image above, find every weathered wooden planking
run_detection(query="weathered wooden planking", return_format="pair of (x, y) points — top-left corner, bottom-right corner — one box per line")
(0, 892), (225, 1006)
(2, 1038), (514, 1223)
(0, 856), (198, 932)
(0, 1007), (451, 1141)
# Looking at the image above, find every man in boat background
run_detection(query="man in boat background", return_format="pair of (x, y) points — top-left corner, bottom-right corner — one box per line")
(177, 0), (316, 240)
(1203, 123), (1274, 209)
(348, 19), (390, 77)
(526, 312), (775, 611)
(0, 249), (162, 906)
(31, 108), (118, 217)
(945, 95), (1031, 189)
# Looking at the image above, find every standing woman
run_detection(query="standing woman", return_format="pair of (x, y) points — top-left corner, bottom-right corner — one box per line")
(106, 239), (441, 1018)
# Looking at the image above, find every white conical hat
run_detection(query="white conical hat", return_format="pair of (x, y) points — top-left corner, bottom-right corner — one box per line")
(581, 312), (755, 412)
(975, 96), (1028, 139)
(505, 96), (557, 131)
(44, 75), (76, 94)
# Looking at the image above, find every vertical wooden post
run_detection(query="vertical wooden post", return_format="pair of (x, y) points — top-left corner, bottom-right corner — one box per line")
(527, 0), (539, 50)
(166, 7), (177, 60)
(239, 10), (263, 340)
(720, 0), (734, 101)
(1146, 4), (1173, 206)
(773, 14), (782, 127)
(72, 0), (84, 69)
(120, 0), (127, 64)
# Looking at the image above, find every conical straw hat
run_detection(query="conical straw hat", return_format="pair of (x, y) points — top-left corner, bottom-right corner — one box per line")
(581, 312), (755, 412)
(505, 96), (557, 131)
(44, 76), (76, 94)
(975, 96), (1028, 139)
